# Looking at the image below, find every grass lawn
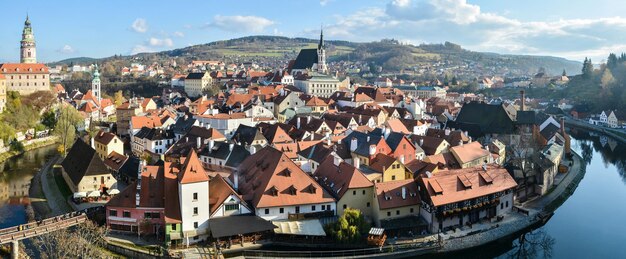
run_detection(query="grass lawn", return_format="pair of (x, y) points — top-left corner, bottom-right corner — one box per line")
(53, 167), (73, 199)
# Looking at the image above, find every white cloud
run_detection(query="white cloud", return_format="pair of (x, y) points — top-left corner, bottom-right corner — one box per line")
(320, 0), (331, 6)
(57, 44), (75, 54)
(148, 37), (174, 47)
(319, 0), (626, 61)
(131, 18), (148, 33)
(173, 31), (185, 37)
(206, 15), (275, 33)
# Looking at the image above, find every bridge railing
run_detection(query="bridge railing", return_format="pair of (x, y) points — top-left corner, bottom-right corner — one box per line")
(0, 213), (88, 244)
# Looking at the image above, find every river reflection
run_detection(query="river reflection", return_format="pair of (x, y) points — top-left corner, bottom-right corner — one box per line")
(0, 145), (57, 229)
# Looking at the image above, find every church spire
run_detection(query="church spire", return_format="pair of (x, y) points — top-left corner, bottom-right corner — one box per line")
(318, 26), (325, 50)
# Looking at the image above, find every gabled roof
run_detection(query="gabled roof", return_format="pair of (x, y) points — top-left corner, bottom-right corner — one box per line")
(186, 72), (208, 80)
(231, 124), (267, 146)
(209, 175), (249, 215)
(0, 63), (49, 74)
(103, 151), (128, 171)
(178, 149), (209, 184)
(235, 146), (335, 208)
(314, 156), (373, 199)
(133, 127), (175, 141)
(61, 139), (110, 186)
(368, 153), (400, 173)
(449, 102), (516, 138)
(418, 165), (517, 207)
(449, 142), (490, 165)
(94, 130), (118, 145)
(341, 130), (386, 157)
(297, 142), (333, 164)
(291, 49), (318, 70)
(375, 179), (420, 210)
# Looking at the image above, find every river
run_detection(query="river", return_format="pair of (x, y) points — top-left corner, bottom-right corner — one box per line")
(443, 129), (626, 258)
(0, 145), (58, 229)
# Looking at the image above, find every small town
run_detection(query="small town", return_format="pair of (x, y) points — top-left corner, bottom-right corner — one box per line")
(1, 1), (626, 259)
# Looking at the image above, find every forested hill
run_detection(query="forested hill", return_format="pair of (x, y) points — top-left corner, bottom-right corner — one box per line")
(52, 36), (580, 76)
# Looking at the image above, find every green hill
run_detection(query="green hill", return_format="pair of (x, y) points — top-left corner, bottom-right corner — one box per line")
(50, 36), (580, 77)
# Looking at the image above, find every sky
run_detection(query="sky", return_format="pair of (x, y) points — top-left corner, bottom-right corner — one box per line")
(3, 0), (626, 63)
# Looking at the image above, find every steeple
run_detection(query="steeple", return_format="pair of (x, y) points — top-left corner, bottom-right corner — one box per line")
(318, 26), (325, 50)
(316, 27), (328, 74)
(20, 15), (36, 64)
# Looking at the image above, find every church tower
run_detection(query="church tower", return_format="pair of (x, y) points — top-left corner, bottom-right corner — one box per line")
(316, 29), (328, 74)
(20, 15), (37, 64)
(92, 64), (101, 103)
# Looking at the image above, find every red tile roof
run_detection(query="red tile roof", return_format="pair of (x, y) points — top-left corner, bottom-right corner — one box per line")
(375, 179), (420, 210)
(0, 63), (49, 74)
(179, 149), (210, 184)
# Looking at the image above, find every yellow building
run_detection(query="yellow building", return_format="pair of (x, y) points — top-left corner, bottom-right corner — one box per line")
(185, 71), (213, 97)
(365, 153), (411, 183)
(449, 141), (491, 169)
(61, 140), (117, 194)
(93, 130), (124, 159)
(314, 157), (375, 218)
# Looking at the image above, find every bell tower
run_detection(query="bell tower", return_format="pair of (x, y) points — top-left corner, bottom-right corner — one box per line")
(92, 64), (101, 103)
(20, 15), (37, 64)
(316, 28), (328, 74)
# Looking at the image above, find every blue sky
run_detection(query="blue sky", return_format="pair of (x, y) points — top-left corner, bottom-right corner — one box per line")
(3, 0), (626, 63)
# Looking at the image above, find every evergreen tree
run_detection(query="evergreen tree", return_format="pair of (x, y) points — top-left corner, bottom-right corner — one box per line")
(607, 53), (618, 69)
(582, 58), (594, 79)
(451, 76), (458, 86)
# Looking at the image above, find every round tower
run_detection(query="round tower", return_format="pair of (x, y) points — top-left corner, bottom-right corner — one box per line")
(20, 15), (37, 64)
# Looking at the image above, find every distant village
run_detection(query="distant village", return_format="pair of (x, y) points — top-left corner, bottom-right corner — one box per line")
(0, 15), (622, 253)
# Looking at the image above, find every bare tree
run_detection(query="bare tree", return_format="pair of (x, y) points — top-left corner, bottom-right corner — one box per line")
(29, 220), (109, 259)
(54, 105), (83, 156)
(507, 230), (555, 259)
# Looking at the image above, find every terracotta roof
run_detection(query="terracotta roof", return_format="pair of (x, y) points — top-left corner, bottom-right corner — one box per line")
(368, 153), (400, 173)
(209, 175), (248, 215)
(164, 164), (182, 223)
(196, 113), (247, 120)
(94, 130), (117, 145)
(418, 165), (517, 207)
(385, 118), (411, 134)
(235, 146), (335, 208)
(0, 63), (49, 74)
(103, 151), (128, 171)
(131, 115), (163, 129)
(375, 179), (420, 210)
(178, 149), (210, 184)
(314, 156), (373, 199)
(449, 142), (490, 165)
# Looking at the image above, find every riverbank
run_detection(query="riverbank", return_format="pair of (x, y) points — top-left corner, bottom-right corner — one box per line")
(0, 136), (58, 164)
(564, 117), (626, 144)
(438, 150), (585, 253)
(28, 155), (73, 219)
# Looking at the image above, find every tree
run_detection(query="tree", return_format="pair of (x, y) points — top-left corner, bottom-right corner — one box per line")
(54, 105), (83, 156)
(451, 76), (459, 86)
(29, 220), (108, 259)
(607, 53), (618, 69)
(582, 57), (594, 79)
(22, 91), (55, 112)
(562, 69), (567, 77)
(201, 84), (221, 97)
(600, 69), (615, 89)
(325, 208), (370, 244)
(0, 122), (16, 145)
(113, 90), (124, 106)
(41, 110), (57, 129)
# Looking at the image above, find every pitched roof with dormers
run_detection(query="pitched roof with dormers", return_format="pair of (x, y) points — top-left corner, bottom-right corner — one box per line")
(178, 149), (209, 184)
(314, 156), (374, 199)
(235, 146), (335, 208)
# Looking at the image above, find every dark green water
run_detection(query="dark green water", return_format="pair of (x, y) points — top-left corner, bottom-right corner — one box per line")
(0, 145), (58, 229)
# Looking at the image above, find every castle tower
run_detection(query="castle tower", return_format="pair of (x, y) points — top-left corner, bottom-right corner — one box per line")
(20, 15), (37, 64)
(92, 64), (101, 103)
(316, 29), (328, 74)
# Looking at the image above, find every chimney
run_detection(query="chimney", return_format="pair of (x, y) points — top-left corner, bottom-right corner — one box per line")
(333, 156), (341, 166)
(208, 139), (215, 150)
(307, 115), (311, 123)
(401, 186), (406, 200)
(229, 143), (234, 152)
(520, 90), (525, 111)
(445, 128), (450, 136)
(419, 139), (424, 147)
(369, 144), (376, 155)
(560, 118), (565, 130)
(325, 133), (331, 146)
(366, 136), (370, 142)
(297, 117), (301, 129)
(353, 156), (361, 168)
(234, 171), (239, 191)
(196, 137), (202, 149)
(350, 137), (358, 152)
(90, 137), (95, 149)
(399, 155), (405, 164)
(249, 145), (256, 154)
